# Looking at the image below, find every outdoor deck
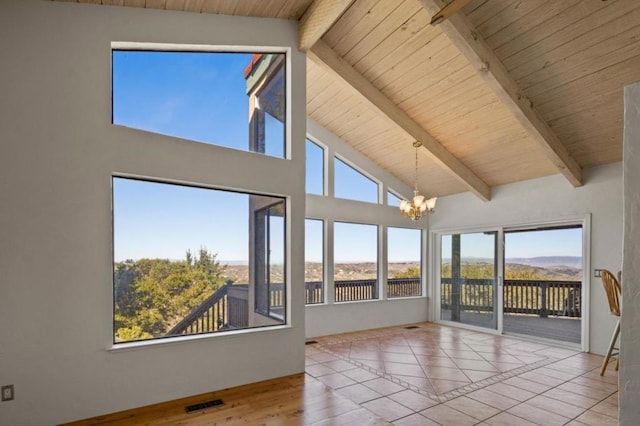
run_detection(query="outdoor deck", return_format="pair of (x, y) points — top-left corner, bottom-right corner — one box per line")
(170, 277), (582, 345)
(440, 311), (581, 344)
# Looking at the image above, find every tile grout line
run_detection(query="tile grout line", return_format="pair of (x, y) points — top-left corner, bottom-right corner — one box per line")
(314, 330), (596, 403)
(313, 336), (584, 404)
(306, 328), (618, 425)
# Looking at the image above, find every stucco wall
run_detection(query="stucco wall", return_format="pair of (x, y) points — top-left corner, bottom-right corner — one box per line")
(0, 1), (306, 424)
(620, 81), (640, 425)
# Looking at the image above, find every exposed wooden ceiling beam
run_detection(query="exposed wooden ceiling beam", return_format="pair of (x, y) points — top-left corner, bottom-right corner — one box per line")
(308, 40), (491, 201)
(429, 0), (473, 25)
(421, 0), (583, 187)
(298, 0), (356, 52)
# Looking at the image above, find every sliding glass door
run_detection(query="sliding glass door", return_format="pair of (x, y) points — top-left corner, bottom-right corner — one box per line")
(440, 231), (500, 331)
(436, 223), (585, 347)
(503, 226), (583, 344)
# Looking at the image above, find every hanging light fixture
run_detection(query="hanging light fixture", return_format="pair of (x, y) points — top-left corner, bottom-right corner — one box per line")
(399, 141), (437, 220)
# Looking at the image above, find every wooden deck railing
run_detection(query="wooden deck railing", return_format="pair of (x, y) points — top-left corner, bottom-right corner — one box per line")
(387, 278), (422, 298)
(335, 279), (377, 302)
(169, 277), (578, 337)
(304, 278), (423, 303)
(305, 281), (323, 304)
(504, 279), (581, 317)
(166, 282), (232, 336)
(441, 278), (581, 317)
(169, 278), (423, 335)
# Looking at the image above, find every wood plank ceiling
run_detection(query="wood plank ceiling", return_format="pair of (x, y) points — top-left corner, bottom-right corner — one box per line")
(54, 0), (639, 200)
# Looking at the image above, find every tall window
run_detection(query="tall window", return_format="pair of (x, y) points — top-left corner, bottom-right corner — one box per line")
(334, 222), (378, 302)
(112, 177), (286, 344)
(387, 191), (402, 207)
(305, 219), (324, 304)
(112, 51), (286, 158)
(387, 227), (422, 298)
(334, 157), (378, 203)
(306, 139), (324, 195)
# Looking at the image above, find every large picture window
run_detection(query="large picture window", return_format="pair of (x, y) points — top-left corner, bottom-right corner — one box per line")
(112, 177), (286, 344)
(112, 50), (286, 158)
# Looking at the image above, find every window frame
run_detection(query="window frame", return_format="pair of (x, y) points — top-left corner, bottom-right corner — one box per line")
(333, 155), (380, 204)
(304, 218), (325, 305)
(109, 43), (295, 348)
(305, 138), (326, 196)
(253, 199), (287, 321)
(111, 176), (290, 345)
(110, 43), (290, 159)
(387, 226), (423, 299)
(333, 221), (380, 302)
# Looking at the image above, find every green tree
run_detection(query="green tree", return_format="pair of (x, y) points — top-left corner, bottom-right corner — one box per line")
(113, 248), (226, 342)
(394, 267), (420, 279)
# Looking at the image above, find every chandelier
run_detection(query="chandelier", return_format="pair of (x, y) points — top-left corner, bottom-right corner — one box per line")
(399, 141), (437, 220)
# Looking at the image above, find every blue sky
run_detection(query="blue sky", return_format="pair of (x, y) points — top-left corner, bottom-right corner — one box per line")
(113, 51), (252, 150)
(112, 51), (580, 266)
(113, 178), (250, 262)
(112, 51), (381, 263)
(440, 228), (582, 261)
(505, 228), (582, 258)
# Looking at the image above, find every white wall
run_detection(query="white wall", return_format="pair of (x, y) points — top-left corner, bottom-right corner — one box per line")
(305, 119), (429, 338)
(620, 82), (640, 425)
(429, 163), (623, 355)
(0, 2), (306, 425)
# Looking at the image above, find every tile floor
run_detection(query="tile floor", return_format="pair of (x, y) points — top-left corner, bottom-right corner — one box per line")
(305, 322), (618, 425)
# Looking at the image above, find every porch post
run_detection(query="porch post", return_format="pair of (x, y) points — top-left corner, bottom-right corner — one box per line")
(452, 234), (461, 321)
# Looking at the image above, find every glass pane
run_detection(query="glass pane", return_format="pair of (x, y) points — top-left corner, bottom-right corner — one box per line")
(334, 158), (378, 203)
(306, 139), (324, 195)
(264, 112), (284, 158)
(251, 59), (286, 157)
(334, 222), (378, 302)
(112, 51), (286, 158)
(253, 199), (285, 320)
(305, 219), (324, 304)
(387, 191), (402, 207)
(503, 226), (582, 344)
(440, 232), (497, 329)
(112, 177), (286, 344)
(388, 227), (421, 298)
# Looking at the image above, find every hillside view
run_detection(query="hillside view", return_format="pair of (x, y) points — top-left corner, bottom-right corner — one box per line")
(113, 253), (581, 342)
(222, 256), (582, 282)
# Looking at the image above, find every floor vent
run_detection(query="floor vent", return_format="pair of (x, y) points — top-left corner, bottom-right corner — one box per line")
(305, 340), (318, 345)
(185, 399), (224, 413)
(404, 326), (420, 329)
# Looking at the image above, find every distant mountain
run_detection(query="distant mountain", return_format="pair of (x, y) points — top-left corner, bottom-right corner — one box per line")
(222, 257), (583, 283)
(506, 256), (582, 269)
(505, 263), (582, 280)
(441, 256), (582, 269)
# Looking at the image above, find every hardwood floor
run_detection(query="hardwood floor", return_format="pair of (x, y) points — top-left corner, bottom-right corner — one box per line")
(65, 323), (619, 425)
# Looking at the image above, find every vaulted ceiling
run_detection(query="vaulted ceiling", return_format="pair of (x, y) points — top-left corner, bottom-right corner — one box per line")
(55, 0), (639, 201)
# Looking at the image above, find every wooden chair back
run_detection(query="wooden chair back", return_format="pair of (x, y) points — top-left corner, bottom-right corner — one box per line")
(601, 270), (621, 317)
